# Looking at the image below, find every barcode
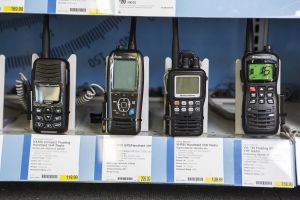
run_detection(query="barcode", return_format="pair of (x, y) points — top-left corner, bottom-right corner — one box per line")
(117, 177), (133, 181)
(187, 177), (203, 182)
(256, 181), (272, 185)
(70, 8), (86, 13)
(42, 174), (58, 179)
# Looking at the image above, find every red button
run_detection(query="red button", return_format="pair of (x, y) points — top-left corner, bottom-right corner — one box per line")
(249, 86), (256, 92)
(174, 101), (180, 106)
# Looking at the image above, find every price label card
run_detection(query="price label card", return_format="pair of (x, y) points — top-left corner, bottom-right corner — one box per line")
(296, 138), (300, 186)
(115, 0), (175, 16)
(241, 140), (294, 188)
(28, 135), (80, 181)
(0, 0), (24, 13)
(102, 136), (152, 182)
(174, 138), (224, 184)
(56, 0), (113, 15)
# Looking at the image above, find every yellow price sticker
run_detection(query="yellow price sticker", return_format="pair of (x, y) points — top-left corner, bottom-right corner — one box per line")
(274, 181), (293, 188)
(204, 177), (224, 183)
(88, 9), (110, 15)
(137, 176), (151, 182)
(3, 6), (24, 12)
(59, 175), (79, 181)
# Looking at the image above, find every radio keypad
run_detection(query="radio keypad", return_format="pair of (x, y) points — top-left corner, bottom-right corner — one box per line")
(173, 100), (201, 114)
(33, 106), (64, 130)
(112, 94), (138, 118)
(248, 85), (275, 107)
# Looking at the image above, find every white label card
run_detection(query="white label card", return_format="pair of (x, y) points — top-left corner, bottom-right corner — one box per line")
(28, 135), (80, 181)
(56, 0), (113, 15)
(0, 0), (24, 12)
(102, 136), (152, 182)
(296, 138), (300, 186)
(242, 140), (294, 188)
(174, 138), (224, 184)
(115, 0), (175, 16)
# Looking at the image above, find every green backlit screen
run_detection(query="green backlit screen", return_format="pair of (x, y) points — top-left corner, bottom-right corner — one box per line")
(113, 59), (137, 91)
(176, 76), (200, 94)
(248, 64), (274, 81)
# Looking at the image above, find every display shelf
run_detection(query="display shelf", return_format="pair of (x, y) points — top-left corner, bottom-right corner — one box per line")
(1, 0), (300, 18)
(0, 97), (296, 187)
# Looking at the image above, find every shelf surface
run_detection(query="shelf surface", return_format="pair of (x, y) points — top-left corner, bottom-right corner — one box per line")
(1, 0), (300, 18)
(0, 97), (297, 187)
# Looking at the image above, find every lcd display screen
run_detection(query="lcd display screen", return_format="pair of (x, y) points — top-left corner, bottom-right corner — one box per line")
(248, 64), (274, 81)
(35, 84), (60, 102)
(113, 59), (137, 91)
(175, 76), (200, 95)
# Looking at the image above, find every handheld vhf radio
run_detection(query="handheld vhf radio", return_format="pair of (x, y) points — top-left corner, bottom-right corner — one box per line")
(103, 17), (144, 135)
(165, 18), (207, 136)
(241, 19), (279, 135)
(31, 15), (70, 134)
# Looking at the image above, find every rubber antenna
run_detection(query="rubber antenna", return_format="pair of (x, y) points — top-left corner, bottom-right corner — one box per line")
(128, 17), (137, 50)
(42, 15), (50, 58)
(245, 18), (254, 54)
(172, 18), (179, 69)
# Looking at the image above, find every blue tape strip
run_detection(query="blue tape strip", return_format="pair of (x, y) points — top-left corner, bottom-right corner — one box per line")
(234, 139), (242, 185)
(166, 137), (174, 183)
(151, 137), (167, 182)
(79, 136), (96, 181)
(223, 138), (235, 185)
(25, 0), (48, 13)
(20, 134), (31, 180)
(94, 136), (102, 181)
(47, 0), (56, 13)
(291, 142), (297, 186)
(0, 135), (24, 180)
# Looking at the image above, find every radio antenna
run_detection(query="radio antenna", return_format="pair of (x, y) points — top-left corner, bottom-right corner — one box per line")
(42, 15), (50, 58)
(128, 17), (137, 50)
(172, 18), (179, 69)
(245, 18), (254, 54)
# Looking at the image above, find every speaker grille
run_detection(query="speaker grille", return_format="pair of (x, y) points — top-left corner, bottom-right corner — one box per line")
(173, 115), (203, 135)
(247, 109), (275, 129)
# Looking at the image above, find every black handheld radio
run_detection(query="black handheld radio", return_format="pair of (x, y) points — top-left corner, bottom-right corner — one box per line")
(165, 18), (207, 136)
(103, 17), (144, 135)
(31, 15), (70, 134)
(241, 19), (279, 135)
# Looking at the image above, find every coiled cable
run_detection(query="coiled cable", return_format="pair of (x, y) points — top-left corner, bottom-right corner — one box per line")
(15, 73), (30, 110)
(76, 84), (105, 105)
